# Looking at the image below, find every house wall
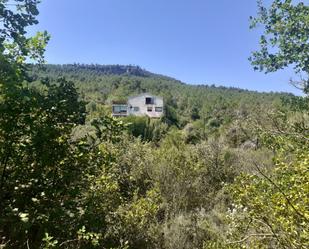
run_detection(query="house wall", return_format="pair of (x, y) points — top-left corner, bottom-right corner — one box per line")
(128, 94), (164, 118)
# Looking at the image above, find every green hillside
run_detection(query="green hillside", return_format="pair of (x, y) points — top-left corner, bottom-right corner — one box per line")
(29, 64), (294, 129)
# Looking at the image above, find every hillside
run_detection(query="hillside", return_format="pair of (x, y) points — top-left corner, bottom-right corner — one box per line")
(29, 64), (294, 128)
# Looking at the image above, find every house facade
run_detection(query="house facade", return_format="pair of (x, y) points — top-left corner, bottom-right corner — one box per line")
(112, 93), (164, 118)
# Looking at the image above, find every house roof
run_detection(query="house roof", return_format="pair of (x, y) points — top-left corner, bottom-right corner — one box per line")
(111, 100), (127, 105)
(128, 93), (163, 100)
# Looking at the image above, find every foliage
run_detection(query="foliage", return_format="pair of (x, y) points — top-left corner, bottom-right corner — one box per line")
(227, 114), (309, 248)
(1, 0), (308, 248)
(123, 116), (168, 142)
(223, 1), (309, 248)
(0, 0), (50, 81)
(250, 0), (309, 93)
(29, 63), (293, 130)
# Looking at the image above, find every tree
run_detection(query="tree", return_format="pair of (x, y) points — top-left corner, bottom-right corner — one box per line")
(0, 0), (49, 81)
(250, 0), (309, 93)
(223, 1), (309, 248)
(227, 113), (309, 248)
(0, 1), (108, 248)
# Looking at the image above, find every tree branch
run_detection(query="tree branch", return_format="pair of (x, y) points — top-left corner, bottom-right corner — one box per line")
(253, 162), (308, 221)
(227, 233), (274, 245)
(59, 239), (79, 247)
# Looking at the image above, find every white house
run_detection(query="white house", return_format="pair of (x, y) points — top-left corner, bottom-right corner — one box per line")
(112, 93), (164, 118)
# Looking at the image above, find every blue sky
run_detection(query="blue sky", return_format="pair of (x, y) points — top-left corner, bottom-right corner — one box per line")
(29, 0), (304, 95)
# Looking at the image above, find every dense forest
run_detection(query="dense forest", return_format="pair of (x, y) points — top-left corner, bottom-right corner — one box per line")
(0, 0), (308, 249)
(29, 63), (295, 134)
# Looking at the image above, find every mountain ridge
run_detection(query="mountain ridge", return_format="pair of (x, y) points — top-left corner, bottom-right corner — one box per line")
(30, 63), (295, 96)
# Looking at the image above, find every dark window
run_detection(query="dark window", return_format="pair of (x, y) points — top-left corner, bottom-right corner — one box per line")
(145, 97), (153, 104)
(133, 106), (139, 112)
(155, 107), (163, 112)
(147, 106), (153, 112)
(113, 105), (127, 113)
